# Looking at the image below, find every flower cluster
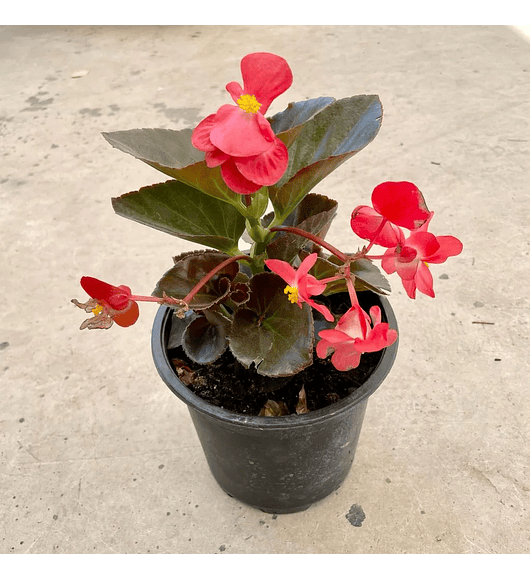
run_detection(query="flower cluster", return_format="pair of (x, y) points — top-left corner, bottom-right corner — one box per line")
(350, 181), (463, 299)
(73, 52), (463, 405)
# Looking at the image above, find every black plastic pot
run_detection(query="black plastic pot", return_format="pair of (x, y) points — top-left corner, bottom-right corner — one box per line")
(151, 293), (398, 514)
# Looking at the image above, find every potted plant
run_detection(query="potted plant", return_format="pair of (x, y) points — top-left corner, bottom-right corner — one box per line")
(72, 52), (463, 514)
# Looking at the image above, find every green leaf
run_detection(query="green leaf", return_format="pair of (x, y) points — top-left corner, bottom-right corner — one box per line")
(167, 308), (231, 365)
(182, 309), (230, 364)
(269, 97), (336, 148)
(286, 192), (338, 233)
(152, 250), (239, 309)
(301, 251), (391, 296)
(102, 128), (242, 207)
(225, 272), (251, 309)
(302, 253), (347, 295)
(265, 193), (338, 262)
(103, 127), (204, 168)
(351, 258), (392, 295)
(112, 179), (245, 253)
(269, 95), (383, 220)
(229, 273), (313, 377)
(318, 254), (391, 295)
(167, 310), (199, 349)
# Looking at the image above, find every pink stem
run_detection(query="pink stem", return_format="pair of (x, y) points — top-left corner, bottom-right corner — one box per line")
(363, 254), (386, 261)
(130, 255), (253, 307)
(338, 261), (359, 307)
(183, 254), (253, 304)
(129, 295), (167, 303)
(318, 274), (344, 285)
(270, 226), (349, 263)
(362, 218), (388, 255)
(346, 275), (359, 307)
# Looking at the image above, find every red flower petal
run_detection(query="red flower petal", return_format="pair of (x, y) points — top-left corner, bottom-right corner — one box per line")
(314, 302), (334, 322)
(256, 113), (277, 142)
(302, 292), (334, 322)
(265, 258), (297, 286)
(350, 205), (404, 248)
(235, 138), (288, 186)
(331, 345), (362, 371)
(396, 246), (418, 263)
(191, 114), (217, 152)
(318, 328), (352, 345)
(371, 181), (430, 230)
(238, 52), (293, 115)
(316, 337), (334, 360)
(368, 305), (382, 327)
(205, 148), (230, 168)
(300, 275), (327, 299)
(414, 262), (435, 298)
(405, 231), (440, 260)
(401, 278), (417, 299)
(394, 256), (419, 280)
(226, 81), (244, 103)
(424, 235), (463, 263)
(112, 301), (140, 327)
(381, 248), (398, 275)
(336, 306), (370, 341)
(296, 253), (318, 279)
(80, 276), (132, 311)
(210, 105), (274, 157)
(358, 323), (398, 353)
(318, 328), (362, 370)
(220, 158), (262, 195)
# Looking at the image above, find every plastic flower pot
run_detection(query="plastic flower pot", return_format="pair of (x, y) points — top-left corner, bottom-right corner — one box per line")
(151, 292), (398, 514)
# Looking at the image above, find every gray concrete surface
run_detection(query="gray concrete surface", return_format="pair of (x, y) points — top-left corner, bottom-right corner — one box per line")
(1, 25), (529, 554)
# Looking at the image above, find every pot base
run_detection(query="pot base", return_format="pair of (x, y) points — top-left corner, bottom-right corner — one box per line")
(187, 403), (365, 514)
(223, 490), (313, 514)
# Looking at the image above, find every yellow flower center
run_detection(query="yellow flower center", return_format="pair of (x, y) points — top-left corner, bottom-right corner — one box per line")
(237, 94), (262, 114)
(91, 304), (104, 315)
(284, 285), (299, 304)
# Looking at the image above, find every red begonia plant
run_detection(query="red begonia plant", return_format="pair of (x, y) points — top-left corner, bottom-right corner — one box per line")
(73, 52), (462, 413)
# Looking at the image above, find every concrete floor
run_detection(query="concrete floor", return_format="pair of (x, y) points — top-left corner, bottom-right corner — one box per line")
(1, 25), (529, 554)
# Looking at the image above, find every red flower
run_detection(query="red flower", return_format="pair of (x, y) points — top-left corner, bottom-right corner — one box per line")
(381, 222), (463, 298)
(72, 276), (140, 329)
(191, 52), (293, 195)
(265, 253), (334, 322)
(350, 205), (405, 248)
(351, 181), (431, 247)
(317, 305), (397, 371)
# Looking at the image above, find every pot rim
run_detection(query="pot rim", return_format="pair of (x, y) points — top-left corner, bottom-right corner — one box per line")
(151, 294), (398, 431)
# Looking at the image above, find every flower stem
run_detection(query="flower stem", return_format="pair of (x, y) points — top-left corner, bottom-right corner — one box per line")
(269, 226), (349, 262)
(182, 254), (253, 304)
(129, 294), (188, 309)
(345, 272), (359, 307)
(362, 218), (388, 254)
(318, 274), (344, 285)
(129, 295), (165, 303)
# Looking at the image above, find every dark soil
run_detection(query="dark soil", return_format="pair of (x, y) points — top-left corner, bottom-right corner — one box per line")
(167, 292), (385, 417)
